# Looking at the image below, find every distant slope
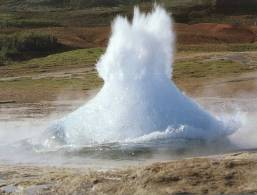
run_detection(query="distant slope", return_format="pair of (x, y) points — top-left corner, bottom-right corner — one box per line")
(216, 0), (257, 13)
(0, 0), (217, 24)
(0, 0), (215, 11)
(0, 0), (147, 10)
(1, 0), (256, 15)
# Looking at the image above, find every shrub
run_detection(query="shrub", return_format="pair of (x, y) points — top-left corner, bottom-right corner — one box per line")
(0, 19), (61, 28)
(0, 32), (61, 64)
(15, 32), (59, 52)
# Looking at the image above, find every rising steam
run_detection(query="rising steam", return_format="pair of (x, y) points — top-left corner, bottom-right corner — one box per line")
(43, 6), (237, 147)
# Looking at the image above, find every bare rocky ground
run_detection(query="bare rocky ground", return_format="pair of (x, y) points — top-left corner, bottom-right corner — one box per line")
(0, 152), (257, 195)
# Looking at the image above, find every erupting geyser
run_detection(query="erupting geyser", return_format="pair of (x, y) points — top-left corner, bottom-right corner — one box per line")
(45, 6), (236, 147)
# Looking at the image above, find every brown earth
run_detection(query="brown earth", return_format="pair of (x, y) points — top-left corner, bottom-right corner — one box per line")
(36, 27), (111, 49)
(26, 23), (257, 49)
(0, 152), (257, 195)
(176, 23), (257, 44)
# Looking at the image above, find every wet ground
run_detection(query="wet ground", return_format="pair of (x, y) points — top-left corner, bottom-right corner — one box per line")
(0, 96), (257, 168)
(1, 94), (257, 194)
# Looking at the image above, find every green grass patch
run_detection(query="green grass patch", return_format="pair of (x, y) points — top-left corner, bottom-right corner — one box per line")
(177, 43), (257, 53)
(11, 47), (104, 68)
(0, 12), (61, 28)
(0, 76), (102, 91)
(173, 59), (257, 80)
(0, 19), (61, 28)
(10, 43), (256, 68)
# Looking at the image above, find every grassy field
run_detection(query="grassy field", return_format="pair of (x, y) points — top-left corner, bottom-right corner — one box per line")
(177, 43), (257, 53)
(1, 43), (257, 102)
(0, 48), (104, 76)
(2, 44), (257, 77)
(0, 48), (104, 102)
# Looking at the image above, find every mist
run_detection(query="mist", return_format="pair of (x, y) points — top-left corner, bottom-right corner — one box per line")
(0, 6), (256, 167)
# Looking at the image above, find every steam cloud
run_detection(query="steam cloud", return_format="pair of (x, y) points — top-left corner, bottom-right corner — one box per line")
(43, 6), (237, 147)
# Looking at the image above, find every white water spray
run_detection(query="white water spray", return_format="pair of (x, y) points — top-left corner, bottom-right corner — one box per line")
(45, 6), (237, 147)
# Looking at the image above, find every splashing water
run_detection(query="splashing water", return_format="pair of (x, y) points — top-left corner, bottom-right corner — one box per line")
(43, 6), (238, 148)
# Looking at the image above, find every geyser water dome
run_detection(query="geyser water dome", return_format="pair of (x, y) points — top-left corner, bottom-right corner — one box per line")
(45, 6), (237, 147)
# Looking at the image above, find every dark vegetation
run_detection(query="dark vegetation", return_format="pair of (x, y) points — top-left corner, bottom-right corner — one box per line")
(0, 11), (61, 29)
(0, 32), (64, 65)
(0, 19), (61, 29)
(216, 0), (257, 14)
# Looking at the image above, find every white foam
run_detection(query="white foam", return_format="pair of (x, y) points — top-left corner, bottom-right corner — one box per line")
(45, 6), (237, 147)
